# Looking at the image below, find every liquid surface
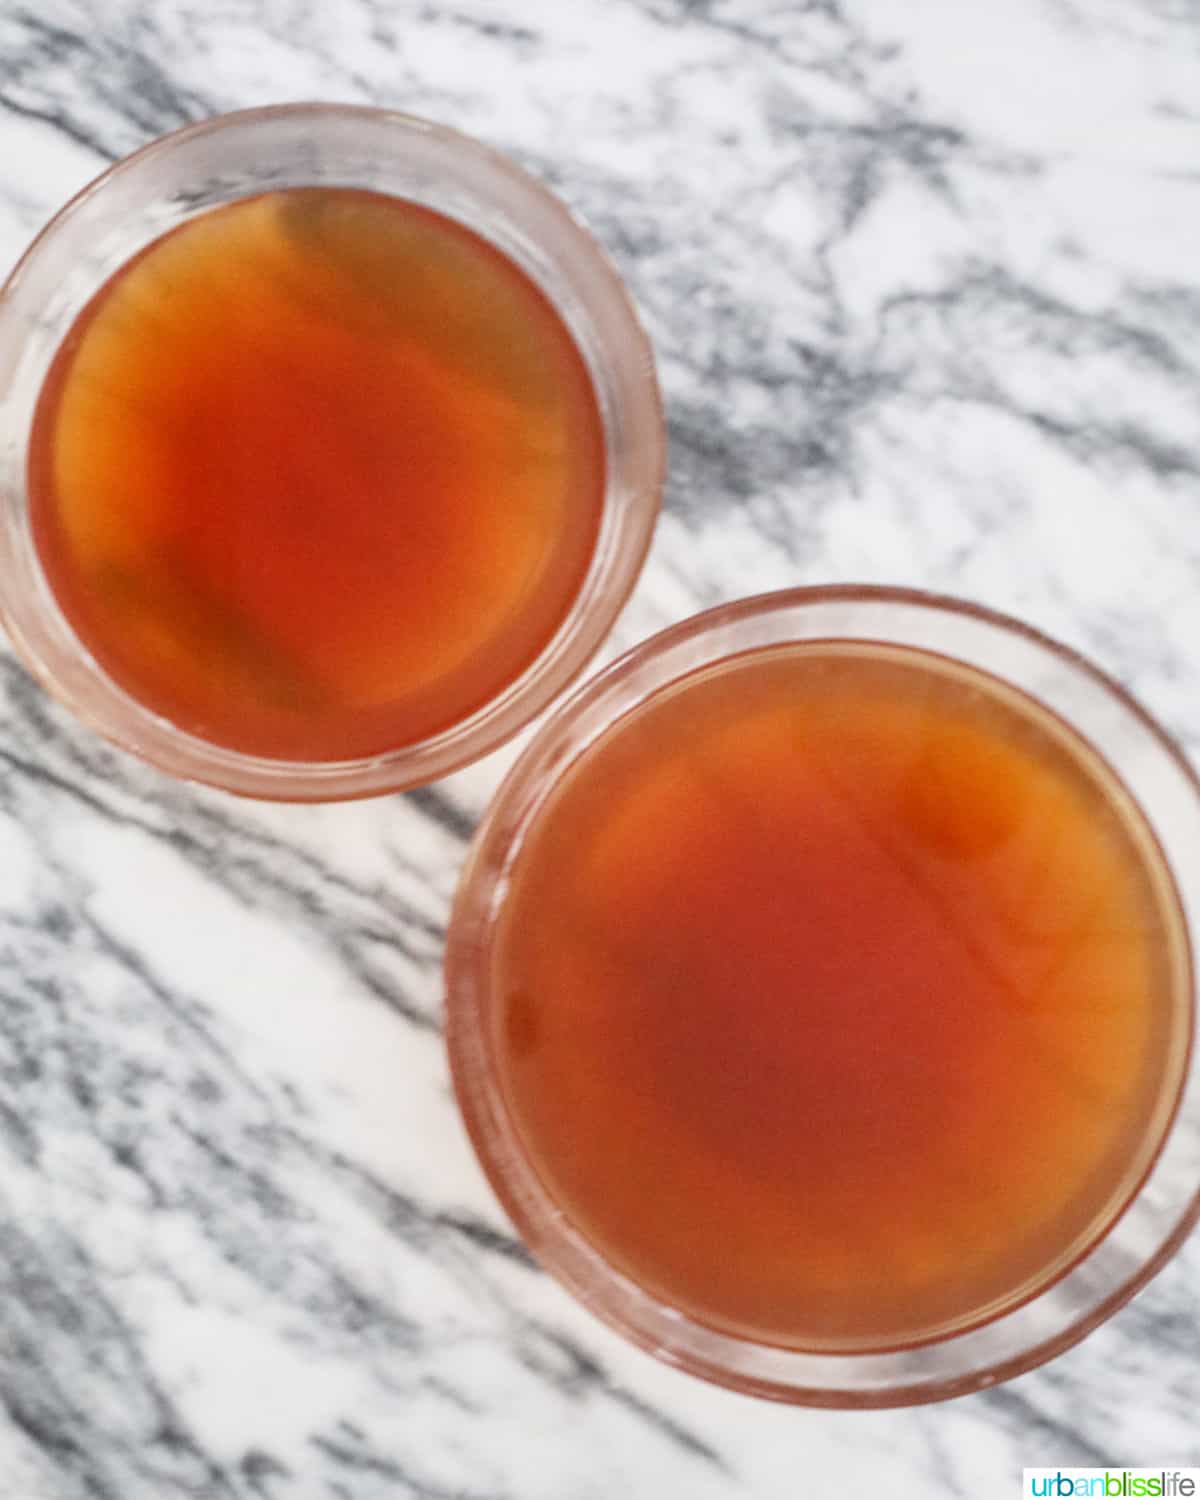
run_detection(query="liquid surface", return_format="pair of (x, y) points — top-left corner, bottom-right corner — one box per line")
(494, 645), (1189, 1350)
(30, 189), (604, 760)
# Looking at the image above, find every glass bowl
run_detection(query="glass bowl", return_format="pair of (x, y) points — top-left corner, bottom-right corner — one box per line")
(445, 585), (1200, 1407)
(0, 104), (663, 799)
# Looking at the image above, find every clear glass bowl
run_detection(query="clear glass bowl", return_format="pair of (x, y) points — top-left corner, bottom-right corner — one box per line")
(445, 585), (1200, 1407)
(0, 104), (663, 799)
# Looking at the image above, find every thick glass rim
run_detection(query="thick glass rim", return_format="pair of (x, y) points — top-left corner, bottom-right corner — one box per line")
(0, 104), (664, 799)
(445, 585), (1200, 1407)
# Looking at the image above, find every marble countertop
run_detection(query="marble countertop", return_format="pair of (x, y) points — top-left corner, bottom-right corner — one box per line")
(2, 1), (1200, 1496)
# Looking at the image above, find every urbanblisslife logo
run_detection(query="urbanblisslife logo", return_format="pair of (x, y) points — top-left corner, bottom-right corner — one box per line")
(1024, 1473), (1199, 1498)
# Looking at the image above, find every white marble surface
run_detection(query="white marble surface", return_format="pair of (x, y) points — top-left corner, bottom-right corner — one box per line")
(2, 1), (1200, 1496)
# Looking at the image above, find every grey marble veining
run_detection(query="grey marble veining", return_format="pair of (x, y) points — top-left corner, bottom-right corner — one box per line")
(2, 1), (1200, 1497)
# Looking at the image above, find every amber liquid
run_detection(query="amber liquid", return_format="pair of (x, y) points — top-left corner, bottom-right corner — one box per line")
(494, 645), (1189, 1350)
(29, 189), (604, 760)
